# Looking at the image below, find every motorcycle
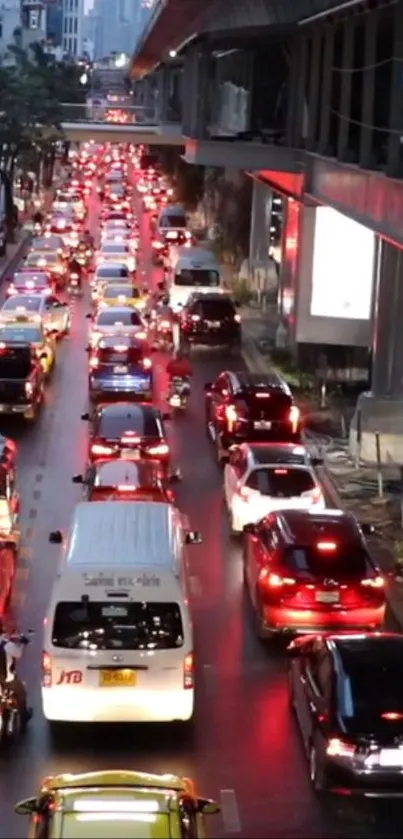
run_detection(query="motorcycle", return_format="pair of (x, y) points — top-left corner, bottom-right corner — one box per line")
(168, 376), (190, 411)
(68, 272), (82, 296)
(0, 630), (33, 743)
(155, 317), (173, 352)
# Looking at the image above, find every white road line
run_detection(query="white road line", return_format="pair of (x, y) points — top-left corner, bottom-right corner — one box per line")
(189, 575), (202, 597)
(220, 789), (241, 834)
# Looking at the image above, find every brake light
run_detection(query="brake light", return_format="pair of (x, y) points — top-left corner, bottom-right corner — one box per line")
(191, 314), (200, 322)
(142, 358), (152, 369)
(259, 569), (296, 587)
(25, 381), (33, 398)
(234, 314), (241, 323)
(42, 651), (52, 687)
(152, 241), (163, 249)
(317, 541), (337, 551)
(225, 404), (238, 432)
(274, 468), (288, 475)
(160, 320), (171, 329)
(147, 443), (169, 456)
(91, 443), (113, 456)
(117, 485), (137, 492)
(113, 345), (127, 352)
(289, 405), (300, 433)
(326, 738), (355, 758)
(381, 712), (403, 720)
(136, 332), (146, 340)
(183, 652), (194, 689)
(121, 435), (140, 444)
(361, 576), (385, 588)
(89, 357), (99, 369)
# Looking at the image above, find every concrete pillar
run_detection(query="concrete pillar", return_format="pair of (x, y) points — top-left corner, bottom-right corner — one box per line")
(337, 19), (356, 159)
(317, 24), (334, 155)
(359, 9), (378, 168)
(181, 44), (212, 138)
(155, 66), (169, 122)
(350, 240), (403, 464)
(307, 28), (322, 150)
(387, 0), (403, 176)
(286, 36), (301, 146)
(291, 35), (308, 147)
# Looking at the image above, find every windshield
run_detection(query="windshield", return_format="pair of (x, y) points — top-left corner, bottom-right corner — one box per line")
(246, 467), (315, 497)
(0, 326), (42, 343)
(160, 214), (186, 229)
(3, 297), (41, 312)
(97, 310), (142, 326)
(175, 270), (219, 287)
(103, 285), (139, 298)
(339, 642), (403, 724)
(284, 546), (371, 579)
(98, 410), (160, 438)
(96, 267), (129, 279)
(102, 245), (129, 254)
(51, 601), (184, 650)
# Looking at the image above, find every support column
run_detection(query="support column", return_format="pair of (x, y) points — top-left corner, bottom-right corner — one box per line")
(350, 240), (403, 464)
(359, 9), (378, 168)
(292, 35), (308, 146)
(318, 24), (334, 154)
(155, 66), (169, 122)
(337, 20), (355, 159)
(307, 28), (322, 150)
(286, 36), (301, 146)
(387, 0), (403, 176)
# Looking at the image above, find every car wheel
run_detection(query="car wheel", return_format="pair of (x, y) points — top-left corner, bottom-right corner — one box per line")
(309, 741), (327, 793)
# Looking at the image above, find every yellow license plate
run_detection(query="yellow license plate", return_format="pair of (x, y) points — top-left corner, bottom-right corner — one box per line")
(100, 669), (136, 687)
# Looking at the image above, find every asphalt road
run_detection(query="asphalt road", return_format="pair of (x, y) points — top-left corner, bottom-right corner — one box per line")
(0, 175), (401, 839)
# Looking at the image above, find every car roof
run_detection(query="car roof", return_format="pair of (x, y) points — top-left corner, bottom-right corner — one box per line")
(231, 369), (289, 391)
(98, 402), (158, 420)
(245, 443), (309, 465)
(93, 460), (162, 486)
(271, 508), (363, 545)
(43, 769), (188, 795)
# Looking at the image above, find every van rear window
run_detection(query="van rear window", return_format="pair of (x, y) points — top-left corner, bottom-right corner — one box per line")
(175, 270), (219, 287)
(51, 601), (184, 650)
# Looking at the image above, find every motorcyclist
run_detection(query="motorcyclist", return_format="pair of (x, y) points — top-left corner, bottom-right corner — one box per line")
(166, 349), (193, 383)
(0, 625), (31, 724)
(32, 210), (44, 227)
(82, 229), (94, 248)
(68, 256), (83, 287)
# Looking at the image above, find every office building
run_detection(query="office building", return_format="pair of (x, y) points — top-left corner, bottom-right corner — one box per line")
(62, 0), (84, 57)
(46, 0), (63, 46)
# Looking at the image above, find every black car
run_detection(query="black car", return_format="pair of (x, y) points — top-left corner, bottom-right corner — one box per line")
(288, 632), (403, 797)
(88, 335), (154, 402)
(0, 343), (44, 423)
(204, 370), (301, 462)
(180, 293), (241, 351)
(82, 402), (172, 473)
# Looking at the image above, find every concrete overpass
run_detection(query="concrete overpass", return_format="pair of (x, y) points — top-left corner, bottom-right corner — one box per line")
(60, 104), (184, 145)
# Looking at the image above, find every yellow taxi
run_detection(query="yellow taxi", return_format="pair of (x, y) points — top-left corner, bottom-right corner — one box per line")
(98, 280), (148, 312)
(0, 320), (56, 376)
(15, 769), (220, 838)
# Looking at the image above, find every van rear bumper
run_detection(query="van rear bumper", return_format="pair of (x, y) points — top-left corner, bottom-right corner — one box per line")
(42, 686), (194, 723)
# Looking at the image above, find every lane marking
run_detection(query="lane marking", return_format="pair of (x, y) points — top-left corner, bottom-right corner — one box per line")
(32, 489), (41, 501)
(189, 575), (202, 597)
(35, 473), (43, 483)
(220, 789), (241, 834)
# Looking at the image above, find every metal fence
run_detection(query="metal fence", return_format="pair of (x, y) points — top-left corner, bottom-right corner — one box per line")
(61, 103), (158, 125)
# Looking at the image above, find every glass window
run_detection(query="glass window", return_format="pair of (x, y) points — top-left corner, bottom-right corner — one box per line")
(98, 408), (160, 439)
(51, 601), (184, 650)
(175, 270), (219, 287)
(103, 285), (138, 298)
(4, 296), (41, 312)
(97, 267), (129, 279)
(97, 310), (142, 326)
(160, 214), (187, 228)
(246, 467), (315, 497)
(97, 346), (144, 365)
(0, 326), (42, 344)
(284, 546), (371, 579)
(74, 17), (78, 33)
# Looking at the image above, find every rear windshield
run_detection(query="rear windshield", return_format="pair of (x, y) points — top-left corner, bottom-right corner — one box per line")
(235, 390), (292, 419)
(0, 326), (42, 344)
(339, 643), (403, 722)
(103, 285), (138, 298)
(4, 297), (41, 312)
(97, 310), (142, 326)
(97, 347), (144, 365)
(197, 300), (235, 319)
(97, 267), (129, 279)
(175, 270), (219, 287)
(14, 277), (48, 288)
(26, 253), (58, 264)
(246, 467), (315, 497)
(160, 214), (186, 229)
(0, 347), (32, 376)
(102, 245), (129, 254)
(284, 546), (371, 578)
(51, 601), (184, 650)
(98, 410), (160, 439)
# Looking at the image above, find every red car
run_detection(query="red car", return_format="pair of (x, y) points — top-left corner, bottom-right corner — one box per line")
(243, 509), (386, 639)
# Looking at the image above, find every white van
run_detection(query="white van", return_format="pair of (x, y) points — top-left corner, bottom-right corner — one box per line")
(168, 246), (223, 311)
(42, 501), (202, 725)
(157, 204), (188, 236)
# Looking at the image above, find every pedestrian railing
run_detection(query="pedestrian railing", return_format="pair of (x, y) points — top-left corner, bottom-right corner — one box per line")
(60, 103), (158, 125)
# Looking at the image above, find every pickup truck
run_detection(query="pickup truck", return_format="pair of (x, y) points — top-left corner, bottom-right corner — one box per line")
(0, 343), (44, 422)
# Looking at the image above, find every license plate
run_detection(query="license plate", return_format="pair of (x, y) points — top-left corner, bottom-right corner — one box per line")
(100, 669), (136, 687)
(315, 591), (340, 603)
(166, 231), (177, 239)
(380, 749), (403, 767)
(113, 365), (128, 373)
(207, 321), (221, 328)
(121, 448), (139, 459)
(254, 421), (272, 430)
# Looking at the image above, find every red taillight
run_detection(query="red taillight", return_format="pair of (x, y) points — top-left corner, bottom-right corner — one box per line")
(91, 443), (113, 456)
(183, 652), (194, 689)
(89, 357), (99, 369)
(142, 358), (152, 370)
(225, 404), (238, 432)
(255, 392), (270, 398)
(191, 314), (200, 322)
(326, 738), (355, 758)
(361, 575), (385, 589)
(289, 405), (300, 433)
(147, 443), (169, 457)
(259, 569), (296, 588)
(160, 320), (171, 329)
(274, 468), (288, 475)
(117, 485), (137, 492)
(381, 712), (403, 721)
(121, 435), (140, 444)
(317, 541), (337, 551)
(42, 651), (52, 687)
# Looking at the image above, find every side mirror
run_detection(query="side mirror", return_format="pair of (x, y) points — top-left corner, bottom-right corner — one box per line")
(81, 412), (90, 420)
(243, 523), (257, 535)
(197, 798), (220, 815)
(49, 529), (62, 544)
(204, 382), (213, 392)
(85, 313), (92, 319)
(15, 797), (37, 816)
(162, 412), (171, 421)
(72, 474), (83, 484)
(185, 530), (202, 545)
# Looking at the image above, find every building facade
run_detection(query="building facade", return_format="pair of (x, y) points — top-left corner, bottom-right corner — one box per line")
(62, 0), (83, 57)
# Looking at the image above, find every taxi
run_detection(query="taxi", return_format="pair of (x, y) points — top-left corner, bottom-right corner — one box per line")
(15, 770), (220, 838)
(0, 295), (70, 337)
(7, 271), (52, 297)
(0, 321), (56, 376)
(97, 281), (147, 311)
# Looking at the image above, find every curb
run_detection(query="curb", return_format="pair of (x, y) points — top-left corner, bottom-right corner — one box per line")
(242, 333), (403, 632)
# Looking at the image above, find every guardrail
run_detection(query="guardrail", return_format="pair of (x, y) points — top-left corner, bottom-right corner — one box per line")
(60, 103), (158, 125)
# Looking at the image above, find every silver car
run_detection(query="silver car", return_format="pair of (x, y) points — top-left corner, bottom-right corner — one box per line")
(87, 306), (146, 347)
(0, 294), (70, 336)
